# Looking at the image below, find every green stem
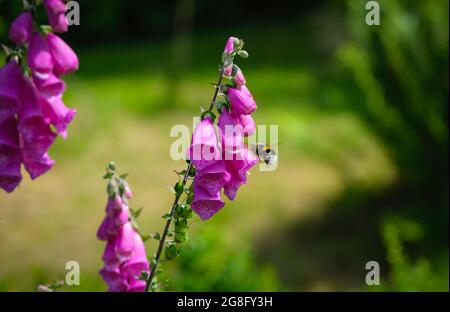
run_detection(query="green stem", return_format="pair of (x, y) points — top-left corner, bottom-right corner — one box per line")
(145, 69), (224, 292)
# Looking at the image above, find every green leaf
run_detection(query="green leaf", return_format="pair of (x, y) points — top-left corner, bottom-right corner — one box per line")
(130, 207), (143, 219)
(182, 206), (194, 219)
(152, 232), (161, 241)
(238, 50), (249, 58)
(175, 219), (188, 236)
(173, 204), (183, 219)
(162, 213), (172, 219)
(103, 172), (113, 180)
(164, 243), (180, 260)
(175, 230), (188, 243)
(1, 44), (14, 56)
(186, 192), (194, 204)
(138, 271), (149, 281)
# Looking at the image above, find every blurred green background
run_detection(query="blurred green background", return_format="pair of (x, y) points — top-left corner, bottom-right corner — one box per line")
(0, 0), (448, 291)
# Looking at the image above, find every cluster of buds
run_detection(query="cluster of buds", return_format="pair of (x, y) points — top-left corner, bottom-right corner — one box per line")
(188, 37), (258, 220)
(0, 0), (78, 193)
(97, 163), (150, 292)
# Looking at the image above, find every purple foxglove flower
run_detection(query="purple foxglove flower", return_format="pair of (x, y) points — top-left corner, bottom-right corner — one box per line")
(43, 0), (67, 14)
(126, 279), (147, 292)
(227, 85), (257, 116)
(48, 12), (68, 33)
(218, 109), (244, 159)
(102, 238), (121, 270)
(46, 33), (79, 75)
(105, 195), (123, 216)
(0, 118), (22, 193)
(38, 96), (76, 139)
(9, 11), (34, 45)
(195, 161), (230, 196)
(28, 32), (54, 75)
(0, 60), (22, 123)
(43, 0), (68, 33)
(223, 147), (257, 200)
(97, 215), (116, 241)
(187, 117), (221, 171)
(234, 69), (246, 88)
(121, 232), (150, 292)
(99, 180), (149, 292)
(21, 152), (55, 181)
(237, 114), (256, 137)
(191, 181), (225, 220)
(124, 185), (133, 199)
(99, 267), (127, 292)
(115, 222), (135, 262)
(115, 204), (130, 227)
(18, 75), (57, 179)
(223, 36), (238, 54)
(33, 73), (66, 97)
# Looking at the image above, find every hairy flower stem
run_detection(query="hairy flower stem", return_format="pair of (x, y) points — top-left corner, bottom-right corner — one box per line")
(145, 69), (224, 292)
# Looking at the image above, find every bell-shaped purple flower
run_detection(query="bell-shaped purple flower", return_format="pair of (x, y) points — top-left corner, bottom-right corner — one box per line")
(191, 181), (225, 220)
(99, 266), (126, 292)
(99, 180), (150, 292)
(0, 118), (22, 193)
(195, 160), (230, 196)
(227, 85), (257, 116)
(43, 0), (68, 33)
(218, 109), (244, 159)
(234, 69), (246, 88)
(28, 32), (54, 75)
(33, 73), (66, 97)
(9, 11), (34, 45)
(187, 117), (221, 171)
(18, 75), (56, 179)
(223, 36), (238, 54)
(114, 222), (135, 262)
(0, 60), (22, 123)
(97, 215), (116, 241)
(223, 147), (258, 201)
(237, 114), (256, 137)
(102, 237), (121, 270)
(39, 95), (76, 139)
(46, 33), (79, 75)
(121, 232), (150, 292)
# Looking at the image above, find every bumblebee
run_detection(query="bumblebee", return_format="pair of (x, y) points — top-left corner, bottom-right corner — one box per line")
(251, 143), (278, 166)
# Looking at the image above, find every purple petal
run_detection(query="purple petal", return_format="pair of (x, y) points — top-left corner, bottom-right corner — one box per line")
(46, 33), (79, 75)
(191, 181), (225, 220)
(9, 11), (33, 45)
(0, 60), (22, 123)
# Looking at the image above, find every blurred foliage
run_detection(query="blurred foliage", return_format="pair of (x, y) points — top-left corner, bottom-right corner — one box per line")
(378, 216), (448, 291)
(163, 225), (279, 291)
(338, 0), (448, 291)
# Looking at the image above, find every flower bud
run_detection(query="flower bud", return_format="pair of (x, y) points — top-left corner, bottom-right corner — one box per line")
(28, 32), (54, 75)
(46, 33), (79, 75)
(9, 11), (33, 45)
